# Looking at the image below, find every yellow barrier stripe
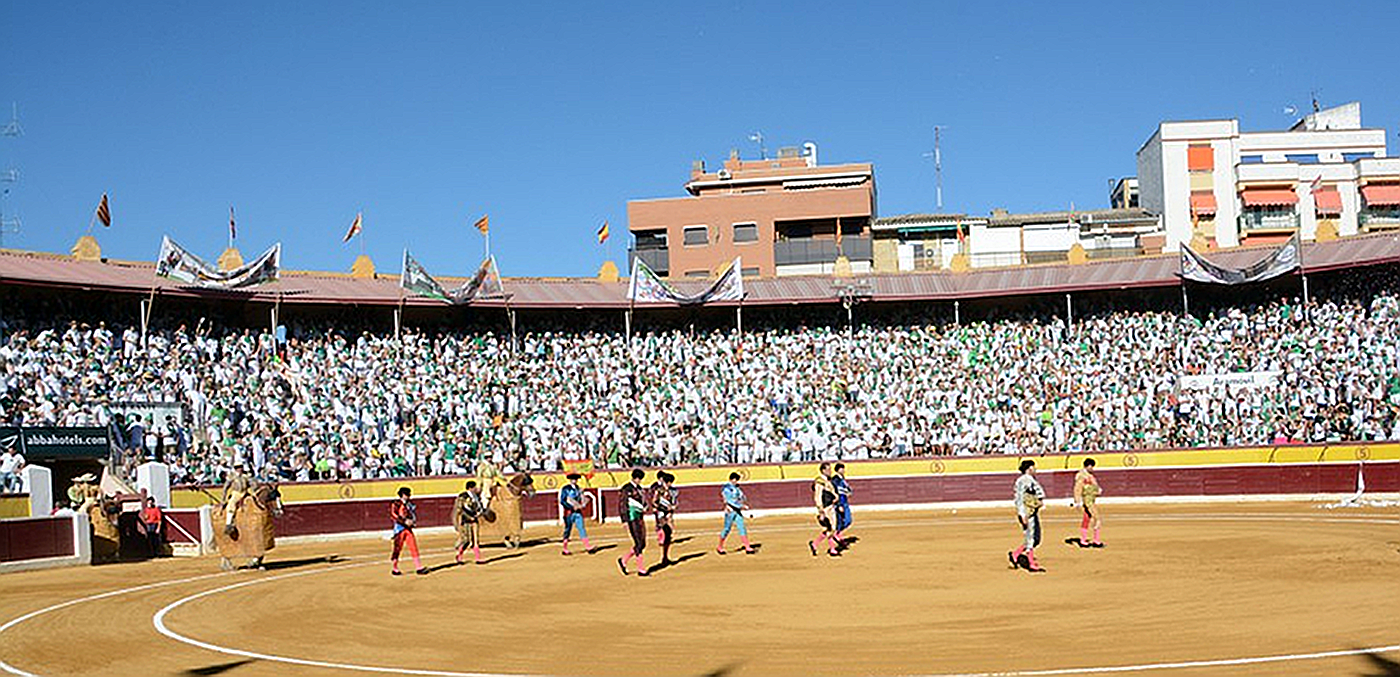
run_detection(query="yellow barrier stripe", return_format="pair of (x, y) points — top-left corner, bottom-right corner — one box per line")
(0, 496), (28, 519)
(156, 442), (1400, 507)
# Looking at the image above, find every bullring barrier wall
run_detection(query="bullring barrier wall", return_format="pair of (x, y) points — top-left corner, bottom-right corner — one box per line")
(160, 443), (1400, 542)
(0, 513), (92, 572)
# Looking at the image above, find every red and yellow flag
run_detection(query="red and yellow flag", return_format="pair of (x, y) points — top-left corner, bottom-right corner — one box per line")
(342, 212), (362, 243)
(473, 214), (489, 236)
(596, 220), (609, 244)
(95, 194), (111, 227)
(562, 458), (596, 480)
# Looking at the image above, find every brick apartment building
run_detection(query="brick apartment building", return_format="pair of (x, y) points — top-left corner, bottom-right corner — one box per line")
(627, 144), (876, 278)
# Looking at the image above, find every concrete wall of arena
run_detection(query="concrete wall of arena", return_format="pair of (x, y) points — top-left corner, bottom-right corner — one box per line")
(161, 443), (1399, 541)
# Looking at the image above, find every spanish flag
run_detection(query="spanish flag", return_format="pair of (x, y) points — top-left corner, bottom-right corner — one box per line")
(562, 457), (596, 480)
(95, 194), (111, 228)
(596, 220), (609, 244)
(473, 214), (489, 236)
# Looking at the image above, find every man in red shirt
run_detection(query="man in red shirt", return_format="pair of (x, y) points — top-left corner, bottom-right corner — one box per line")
(139, 497), (165, 558)
(391, 487), (428, 576)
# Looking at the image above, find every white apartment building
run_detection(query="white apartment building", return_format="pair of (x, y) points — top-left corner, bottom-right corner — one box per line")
(1137, 102), (1400, 251)
(870, 208), (1161, 272)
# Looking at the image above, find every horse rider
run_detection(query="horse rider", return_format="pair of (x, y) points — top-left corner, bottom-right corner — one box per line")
(223, 464), (253, 536)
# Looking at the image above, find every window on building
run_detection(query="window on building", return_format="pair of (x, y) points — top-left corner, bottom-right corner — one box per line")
(1285, 154), (1320, 165)
(741, 267), (760, 277)
(682, 225), (709, 246)
(1187, 145), (1214, 172)
(1240, 155), (1264, 164)
(1344, 151), (1377, 163)
(732, 223), (759, 243)
(633, 230), (668, 250)
(684, 270), (709, 278)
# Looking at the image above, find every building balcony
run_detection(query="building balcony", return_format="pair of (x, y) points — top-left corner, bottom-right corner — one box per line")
(627, 247), (669, 276)
(774, 236), (872, 266)
(1238, 211), (1300, 233)
(1360, 210), (1400, 231)
(968, 251), (1027, 268)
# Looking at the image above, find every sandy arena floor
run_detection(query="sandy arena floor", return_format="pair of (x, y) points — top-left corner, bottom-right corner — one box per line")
(1, 502), (1399, 677)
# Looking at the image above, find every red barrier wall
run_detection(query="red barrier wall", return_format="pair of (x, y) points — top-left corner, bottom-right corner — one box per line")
(163, 510), (202, 545)
(264, 462), (1395, 540)
(0, 516), (74, 563)
(274, 493), (560, 538)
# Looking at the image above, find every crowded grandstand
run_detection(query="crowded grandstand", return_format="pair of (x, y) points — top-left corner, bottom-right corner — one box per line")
(2, 236), (1398, 494)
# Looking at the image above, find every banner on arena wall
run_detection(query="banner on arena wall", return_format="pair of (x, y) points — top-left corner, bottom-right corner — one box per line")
(1179, 233), (1299, 285)
(452, 256), (505, 303)
(155, 236), (281, 289)
(107, 401), (186, 428)
(1178, 371), (1282, 391)
(400, 250), (451, 302)
(628, 256), (744, 305)
(0, 426), (111, 460)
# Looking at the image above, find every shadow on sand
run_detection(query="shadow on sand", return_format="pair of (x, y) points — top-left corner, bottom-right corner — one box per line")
(1356, 650), (1400, 677)
(260, 555), (347, 571)
(180, 658), (258, 675)
(647, 551), (706, 574)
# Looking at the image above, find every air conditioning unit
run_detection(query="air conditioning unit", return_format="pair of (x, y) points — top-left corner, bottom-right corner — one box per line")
(717, 169), (732, 180)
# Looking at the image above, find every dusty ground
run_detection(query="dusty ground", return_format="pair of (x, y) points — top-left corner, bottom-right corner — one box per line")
(1, 502), (1398, 677)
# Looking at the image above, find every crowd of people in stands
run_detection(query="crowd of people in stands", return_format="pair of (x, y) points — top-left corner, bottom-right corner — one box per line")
(1, 274), (1398, 488)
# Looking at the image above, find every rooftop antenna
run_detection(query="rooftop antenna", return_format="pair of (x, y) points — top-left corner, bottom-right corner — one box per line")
(748, 131), (766, 160)
(1, 104), (20, 137)
(0, 103), (21, 247)
(921, 125), (946, 211)
(1311, 89), (1321, 113)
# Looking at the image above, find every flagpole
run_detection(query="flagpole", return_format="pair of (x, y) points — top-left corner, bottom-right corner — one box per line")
(86, 211), (97, 236)
(626, 259), (635, 347)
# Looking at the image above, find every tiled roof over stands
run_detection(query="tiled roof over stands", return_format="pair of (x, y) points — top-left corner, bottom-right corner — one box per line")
(2, 233), (1399, 309)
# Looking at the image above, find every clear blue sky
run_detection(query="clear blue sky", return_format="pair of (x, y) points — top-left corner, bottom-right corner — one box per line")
(3, 2), (1397, 278)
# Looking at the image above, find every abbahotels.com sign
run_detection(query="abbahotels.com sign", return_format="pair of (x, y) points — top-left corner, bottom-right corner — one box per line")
(0, 426), (110, 459)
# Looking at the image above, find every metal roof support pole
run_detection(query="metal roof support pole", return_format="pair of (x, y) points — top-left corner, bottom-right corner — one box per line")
(140, 284), (158, 349)
(1301, 274), (1311, 325)
(1065, 293), (1073, 328)
(1298, 228), (1311, 326)
(954, 300), (960, 326)
(269, 296), (280, 356)
(139, 299), (149, 348)
(507, 306), (517, 355)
